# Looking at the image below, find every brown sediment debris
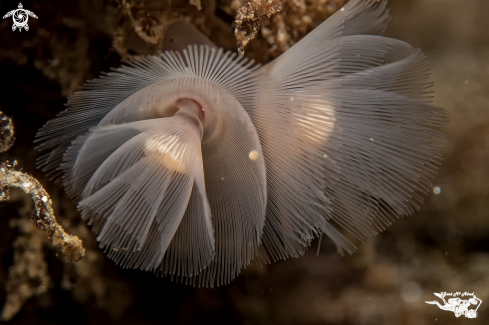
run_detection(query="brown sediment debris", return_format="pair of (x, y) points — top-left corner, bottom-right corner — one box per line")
(111, 0), (349, 62)
(0, 111), (14, 153)
(234, 0), (284, 55)
(229, 0), (348, 60)
(113, 0), (234, 61)
(120, 0), (166, 46)
(190, 0), (203, 10)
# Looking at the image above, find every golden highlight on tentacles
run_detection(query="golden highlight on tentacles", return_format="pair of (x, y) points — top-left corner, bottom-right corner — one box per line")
(35, 0), (446, 287)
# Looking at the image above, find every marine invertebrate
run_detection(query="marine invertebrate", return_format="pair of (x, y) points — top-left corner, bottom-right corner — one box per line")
(35, 0), (446, 287)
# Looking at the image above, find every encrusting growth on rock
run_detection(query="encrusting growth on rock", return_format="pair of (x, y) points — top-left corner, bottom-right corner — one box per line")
(234, 0), (284, 55)
(0, 111), (86, 262)
(0, 111), (86, 320)
(0, 166), (86, 262)
(0, 111), (15, 153)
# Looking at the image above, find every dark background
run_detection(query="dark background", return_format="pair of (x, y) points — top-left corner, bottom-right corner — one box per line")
(1, 0), (488, 324)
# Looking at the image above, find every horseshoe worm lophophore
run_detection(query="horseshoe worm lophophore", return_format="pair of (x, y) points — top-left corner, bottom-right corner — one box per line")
(35, 0), (446, 287)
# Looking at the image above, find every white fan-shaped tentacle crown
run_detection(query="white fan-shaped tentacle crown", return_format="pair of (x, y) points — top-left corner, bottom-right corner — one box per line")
(35, 0), (446, 286)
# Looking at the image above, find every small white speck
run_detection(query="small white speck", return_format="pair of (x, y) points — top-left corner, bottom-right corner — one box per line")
(290, 97), (294, 102)
(341, 8), (345, 11)
(41, 196), (48, 203)
(433, 186), (441, 195)
(22, 182), (31, 188)
(323, 154), (328, 158)
(249, 150), (259, 161)
(370, 138), (374, 141)
(221, 177), (224, 181)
